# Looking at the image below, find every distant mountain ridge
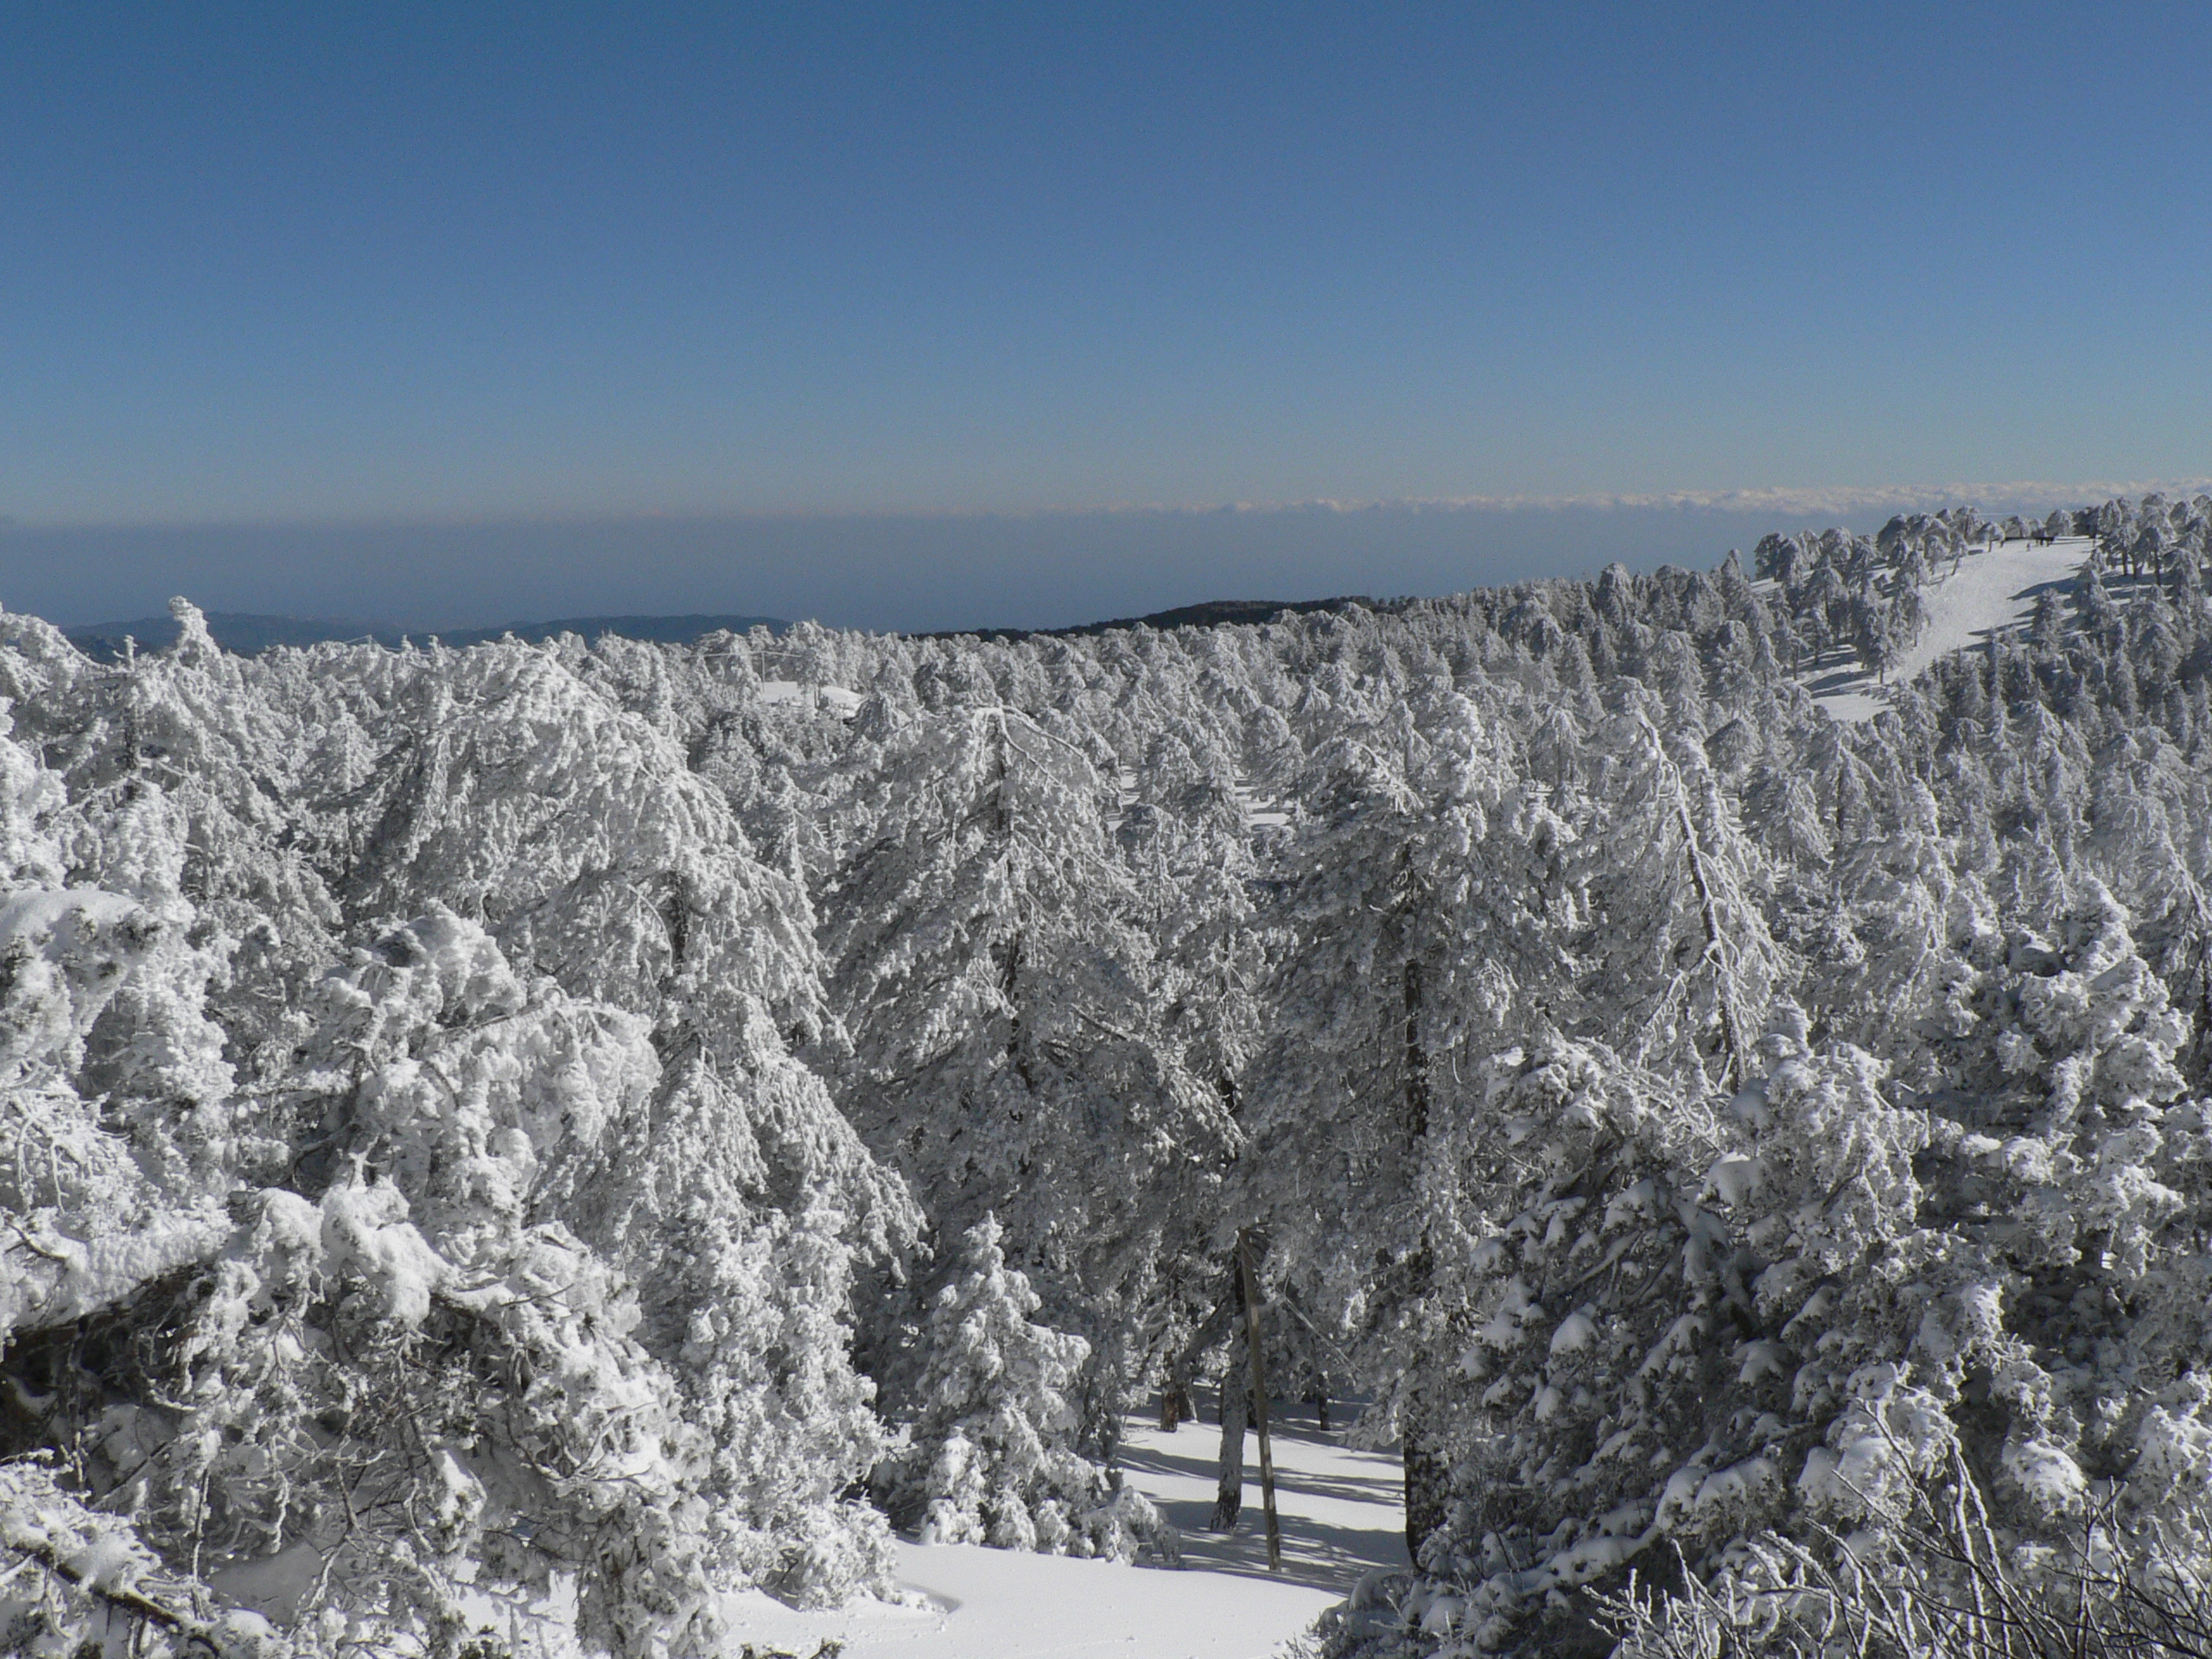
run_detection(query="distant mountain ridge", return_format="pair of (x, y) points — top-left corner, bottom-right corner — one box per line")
(62, 610), (790, 660)
(919, 594), (1378, 642)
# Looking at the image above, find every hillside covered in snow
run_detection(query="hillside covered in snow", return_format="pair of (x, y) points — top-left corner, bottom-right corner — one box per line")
(4, 493), (2212, 1657)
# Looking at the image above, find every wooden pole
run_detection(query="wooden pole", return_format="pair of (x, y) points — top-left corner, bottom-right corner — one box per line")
(1237, 1228), (1282, 1573)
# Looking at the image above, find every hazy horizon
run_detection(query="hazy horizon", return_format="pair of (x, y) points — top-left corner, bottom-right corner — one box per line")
(3, 483), (2176, 637)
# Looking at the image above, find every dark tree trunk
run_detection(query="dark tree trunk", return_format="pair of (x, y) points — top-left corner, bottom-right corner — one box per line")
(1160, 1354), (1192, 1431)
(1403, 1386), (1449, 1564)
(1401, 953), (1446, 1560)
(1402, 957), (1430, 1147)
(1238, 1229), (1282, 1571)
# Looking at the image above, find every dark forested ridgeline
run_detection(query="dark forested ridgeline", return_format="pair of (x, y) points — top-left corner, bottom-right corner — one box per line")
(3, 495), (2211, 1656)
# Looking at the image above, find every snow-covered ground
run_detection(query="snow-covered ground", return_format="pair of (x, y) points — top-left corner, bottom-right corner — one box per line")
(1236, 780), (1292, 830)
(1110, 768), (1292, 834)
(720, 1407), (1405, 1658)
(1808, 537), (2088, 721)
(757, 678), (865, 716)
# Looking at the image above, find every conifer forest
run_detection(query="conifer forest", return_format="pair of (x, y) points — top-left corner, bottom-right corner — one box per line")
(8, 495), (2212, 1658)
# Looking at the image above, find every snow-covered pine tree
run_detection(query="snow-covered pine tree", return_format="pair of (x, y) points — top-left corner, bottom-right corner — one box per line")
(887, 1215), (1174, 1562)
(1243, 674), (1581, 1555)
(0, 614), (926, 1652)
(817, 700), (1232, 1438)
(1576, 696), (1784, 1090)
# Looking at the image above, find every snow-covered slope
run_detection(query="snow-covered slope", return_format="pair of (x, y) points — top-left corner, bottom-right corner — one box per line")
(1808, 536), (2088, 721)
(719, 1408), (1405, 1657)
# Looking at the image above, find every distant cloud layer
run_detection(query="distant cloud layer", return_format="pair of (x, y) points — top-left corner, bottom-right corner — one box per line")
(1058, 480), (2212, 518)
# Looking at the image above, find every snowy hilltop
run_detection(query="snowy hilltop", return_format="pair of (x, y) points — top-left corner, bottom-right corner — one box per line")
(4, 493), (2212, 1657)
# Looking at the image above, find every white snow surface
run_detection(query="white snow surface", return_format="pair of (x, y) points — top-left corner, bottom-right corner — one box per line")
(719, 1408), (1406, 1658)
(756, 678), (864, 715)
(1109, 769), (1290, 835)
(1808, 536), (2088, 721)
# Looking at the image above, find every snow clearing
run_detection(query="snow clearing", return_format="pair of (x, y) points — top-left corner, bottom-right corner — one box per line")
(1807, 534), (2088, 720)
(719, 1407), (1405, 1659)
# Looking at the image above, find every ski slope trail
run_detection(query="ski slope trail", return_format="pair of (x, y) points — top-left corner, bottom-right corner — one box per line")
(719, 1408), (1405, 1659)
(1807, 535), (2088, 721)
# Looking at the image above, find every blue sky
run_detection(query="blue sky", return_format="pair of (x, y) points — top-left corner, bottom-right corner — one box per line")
(3, 3), (2209, 626)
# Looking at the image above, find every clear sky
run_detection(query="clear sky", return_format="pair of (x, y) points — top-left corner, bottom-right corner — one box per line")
(3, 3), (2209, 626)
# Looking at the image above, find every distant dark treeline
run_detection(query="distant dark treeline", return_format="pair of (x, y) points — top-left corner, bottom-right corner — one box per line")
(918, 593), (1379, 642)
